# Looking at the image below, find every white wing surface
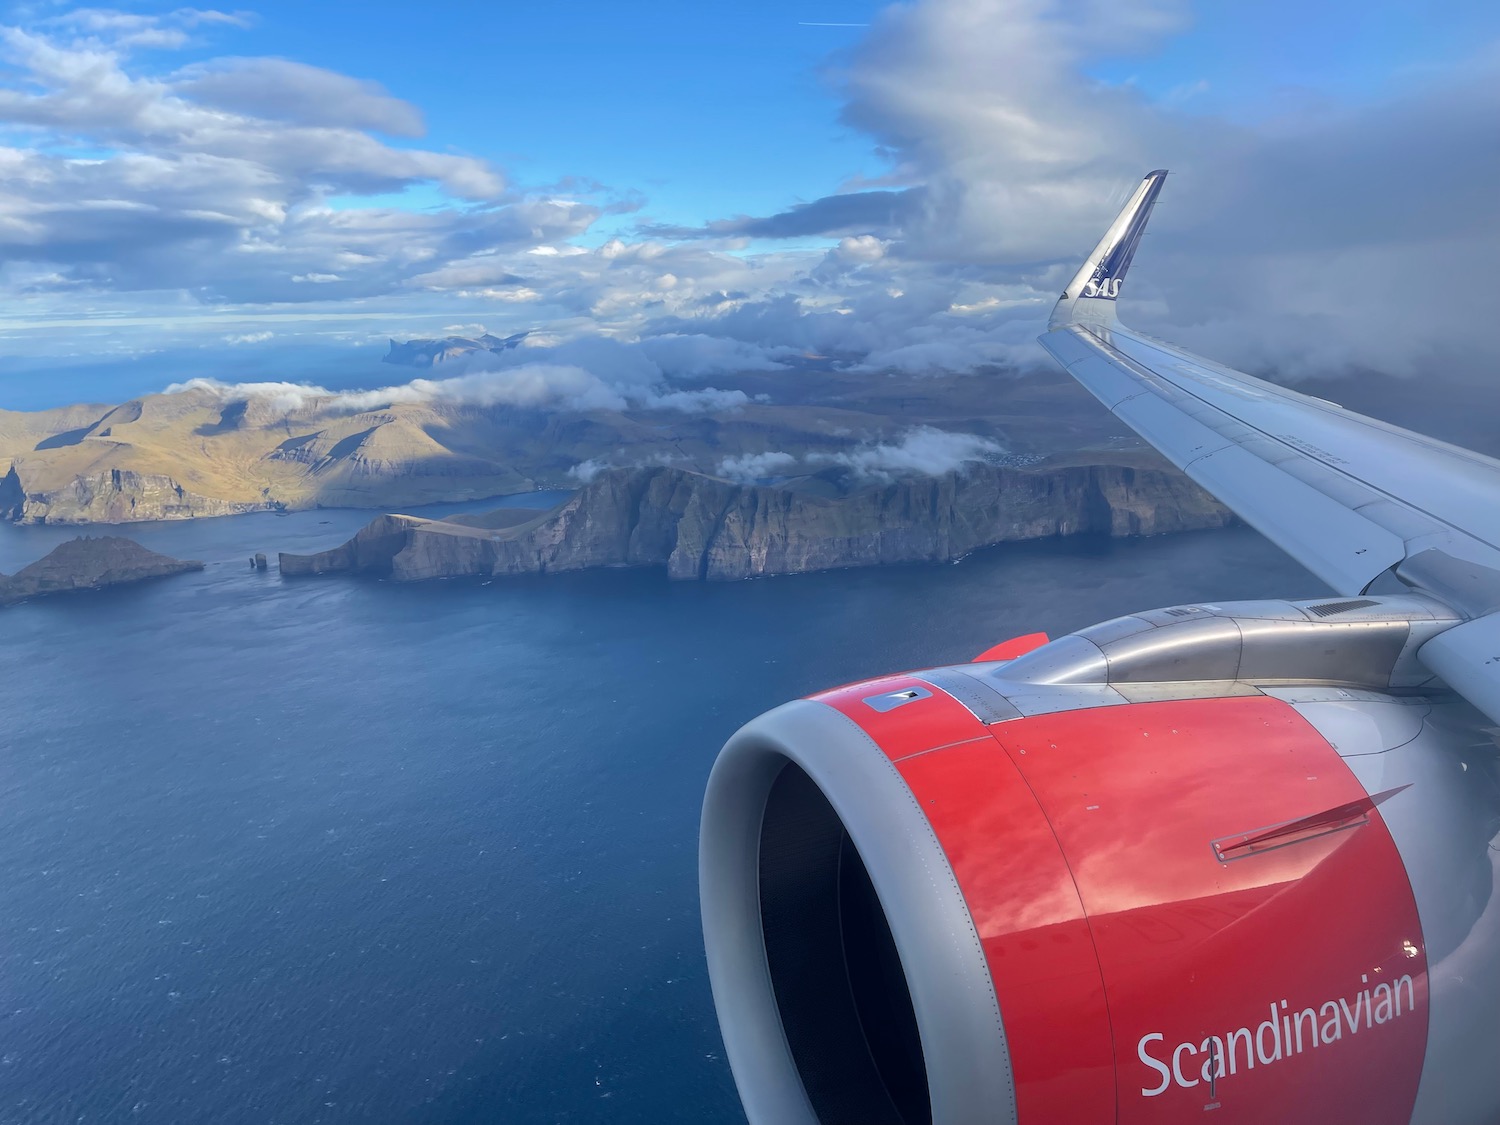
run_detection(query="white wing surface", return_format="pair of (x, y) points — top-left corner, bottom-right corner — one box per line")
(1039, 171), (1500, 723)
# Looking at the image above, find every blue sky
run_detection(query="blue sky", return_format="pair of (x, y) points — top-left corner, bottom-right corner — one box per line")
(63, 0), (1500, 222)
(1, 0), (1499, 408)
(97, 0), (892, 228)
(1088, 0), (1500, 111)
(220, 0), (1500, 197)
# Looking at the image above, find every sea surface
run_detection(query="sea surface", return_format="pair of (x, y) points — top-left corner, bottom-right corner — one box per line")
(0, 508), (1327, 1124)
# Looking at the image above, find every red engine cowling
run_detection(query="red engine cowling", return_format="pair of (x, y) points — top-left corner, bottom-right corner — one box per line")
(699, 599), (1500, 1125)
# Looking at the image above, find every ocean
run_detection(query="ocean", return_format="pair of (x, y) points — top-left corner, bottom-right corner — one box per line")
(0, 507), (1326, 1124)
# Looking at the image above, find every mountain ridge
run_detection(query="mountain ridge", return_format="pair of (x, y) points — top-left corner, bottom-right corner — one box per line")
(0, 367), (1147, 525)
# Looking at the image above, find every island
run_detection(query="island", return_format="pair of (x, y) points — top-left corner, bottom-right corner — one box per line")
(1, 347), (1241, 585)
(279, 455), (1232, 582)
(0, 360), (1159, 526)
(0, 536), (204, 605)
(382, 331), (530, 368)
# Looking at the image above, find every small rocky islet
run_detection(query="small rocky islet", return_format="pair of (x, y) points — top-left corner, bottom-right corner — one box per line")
(0, 536), (203, 606)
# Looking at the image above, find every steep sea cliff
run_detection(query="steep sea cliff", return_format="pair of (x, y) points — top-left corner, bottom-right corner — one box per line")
(280, 458), (1232, 582)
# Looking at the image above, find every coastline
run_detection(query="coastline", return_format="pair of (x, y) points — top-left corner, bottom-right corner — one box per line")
(279, 459), (1234, 583)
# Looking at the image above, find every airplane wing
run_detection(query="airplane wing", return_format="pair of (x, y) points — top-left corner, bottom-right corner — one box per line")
(1039, 170), (1500, 725)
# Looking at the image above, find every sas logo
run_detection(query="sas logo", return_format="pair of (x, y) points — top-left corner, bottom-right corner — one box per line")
(1082, 276), (1123, 299)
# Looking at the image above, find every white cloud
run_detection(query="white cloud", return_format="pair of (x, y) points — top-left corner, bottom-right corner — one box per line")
(0, 9), (600, 308)
(814, 427), (1005, 481)
(643, 0), (1500, 382)
(172, 56), (426, 137)
(170, 365), (626, 414)
(165, 376), (333, 413)
(715, 451), (797, 482)
(164, 334), (759, 415)
(836, 235), (886, 264)
(567, 458), (608, 483)
(649, 387), (751, 412)
(635, 334), (786, 377)
(6, 0), (1500, 394)
(714, 428), (1004, 484)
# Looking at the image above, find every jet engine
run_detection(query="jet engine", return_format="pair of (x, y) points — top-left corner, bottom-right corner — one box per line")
(699, 596), (1500, 1125)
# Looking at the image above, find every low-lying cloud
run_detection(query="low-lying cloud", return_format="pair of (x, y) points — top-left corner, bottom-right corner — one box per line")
(714, 427), (1005, 484)
(167, 367), (747, 416)
(814, 427), (1007, 481)
(166, 331), (763, 415)
(715, 451), (799, 483)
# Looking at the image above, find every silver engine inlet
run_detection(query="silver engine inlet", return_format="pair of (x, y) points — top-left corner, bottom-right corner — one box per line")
(698, 699), (1016, 1125)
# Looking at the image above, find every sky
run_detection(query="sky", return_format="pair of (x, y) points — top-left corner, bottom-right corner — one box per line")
(1, 0), (1499, 410)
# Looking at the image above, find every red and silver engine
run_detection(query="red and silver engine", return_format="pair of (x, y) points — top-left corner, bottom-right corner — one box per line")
(699, 595), (1500, 1125)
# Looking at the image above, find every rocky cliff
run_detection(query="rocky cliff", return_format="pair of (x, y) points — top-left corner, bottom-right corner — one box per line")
(280, 457), (1232, 583)
(0, 536), (204, 604)
(0, 464), (277, 524)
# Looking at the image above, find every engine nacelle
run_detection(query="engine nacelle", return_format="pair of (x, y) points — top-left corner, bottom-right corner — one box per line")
(700, 597), (1500, 1125)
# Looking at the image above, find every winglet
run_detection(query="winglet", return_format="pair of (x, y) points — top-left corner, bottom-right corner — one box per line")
(1049, 169), (1167, 330)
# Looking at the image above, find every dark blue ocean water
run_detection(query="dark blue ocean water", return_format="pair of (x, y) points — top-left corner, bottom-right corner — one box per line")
(0, 510), (1326, 1124)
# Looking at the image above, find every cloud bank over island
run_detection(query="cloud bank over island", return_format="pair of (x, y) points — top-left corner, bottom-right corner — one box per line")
(715, 427), (1009, 483)
(166, 332), (777, 415)
(2, 0), (1498, 392)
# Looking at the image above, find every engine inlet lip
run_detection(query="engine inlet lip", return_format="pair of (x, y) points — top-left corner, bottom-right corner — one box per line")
(699, 698), (1018, 1125)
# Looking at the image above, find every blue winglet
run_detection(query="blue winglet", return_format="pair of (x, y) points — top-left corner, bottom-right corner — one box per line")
(1050, 169), (1167, 329)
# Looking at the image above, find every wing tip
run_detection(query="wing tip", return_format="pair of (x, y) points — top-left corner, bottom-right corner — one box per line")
(1049, 168), (1169, 330)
